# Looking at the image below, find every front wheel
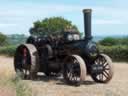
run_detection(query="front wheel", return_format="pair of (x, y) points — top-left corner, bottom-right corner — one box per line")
(91, 54), (113, 83)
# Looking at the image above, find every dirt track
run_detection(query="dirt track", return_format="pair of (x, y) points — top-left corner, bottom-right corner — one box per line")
(0, 56), (128, 96)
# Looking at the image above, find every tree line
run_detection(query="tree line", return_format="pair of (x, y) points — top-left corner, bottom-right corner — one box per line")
(0, 16), (128, 62)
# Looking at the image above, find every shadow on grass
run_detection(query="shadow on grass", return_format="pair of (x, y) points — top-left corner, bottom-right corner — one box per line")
(56, 80), (96, 86)
(35, 75), (62, 82)
(29, 74), (97, 86)
(82, 80), (96, 85)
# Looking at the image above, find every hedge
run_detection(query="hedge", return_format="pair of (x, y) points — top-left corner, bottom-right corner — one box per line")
(98, 45), (128, 62)
(99, 37), (128, 46)
(0, 44), (128, 62)
(0, 45), (17, 56)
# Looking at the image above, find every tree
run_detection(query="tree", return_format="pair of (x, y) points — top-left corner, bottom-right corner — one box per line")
(0, 32), (8, 46)
(29, 17), (79, 36)
(99, 37), (118, 46)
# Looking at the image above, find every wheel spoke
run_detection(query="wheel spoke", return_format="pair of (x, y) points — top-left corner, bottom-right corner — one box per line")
(103, 72), (108, 78)
(23, 69), (27, 78)
(21, 47), (30, 78)
(68, 71), (72, 79)
(97, 74), (100, 80)
(104, 67), (110, 70)
(70, 73), (73, 81)
(104, 70), (109, 77)
(104, 63), (108, 67)
(99, 73), (103, 81)
(99, 57), (103, 65)
(74, 59), (78, 63)
(74, 75), (78, 81)
(96, 59), (100, 64)
(71, 74), (75, 81)
(102, 57), (106, 64)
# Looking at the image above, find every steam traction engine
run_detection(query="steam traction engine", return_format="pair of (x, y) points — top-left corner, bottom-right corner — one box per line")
(14, 9), (113, 86)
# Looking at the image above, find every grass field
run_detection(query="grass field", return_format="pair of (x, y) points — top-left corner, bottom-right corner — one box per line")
(0, 55), (128, 96)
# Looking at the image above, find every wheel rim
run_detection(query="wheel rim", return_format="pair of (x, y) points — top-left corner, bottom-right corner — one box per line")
(64, 55), (86, 85)
(22, 47), (31, 78)
(66, 58), (81, 83)
(14, 44), (39, 80)
(91, 54), (113, 83)
(14, 46), (31, 79)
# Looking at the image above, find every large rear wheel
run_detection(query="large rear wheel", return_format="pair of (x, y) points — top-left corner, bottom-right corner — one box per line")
(14, 44), (39, 79)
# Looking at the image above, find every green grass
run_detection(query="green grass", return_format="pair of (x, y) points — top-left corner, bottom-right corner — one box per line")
(13, 76), (32, 96)
(0, 76), (31, 96)
(0, 45), (16, 56)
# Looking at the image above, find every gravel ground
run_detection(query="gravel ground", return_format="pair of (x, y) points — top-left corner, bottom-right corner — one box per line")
(0, 56), (128, 96)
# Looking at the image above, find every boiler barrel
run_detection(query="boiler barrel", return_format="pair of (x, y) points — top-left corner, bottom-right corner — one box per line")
(83, 9), (92, 40)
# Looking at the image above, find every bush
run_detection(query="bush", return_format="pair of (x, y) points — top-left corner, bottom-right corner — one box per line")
(99, 37), (117, 46)
(118, 38), (128, 45)
(0, 45), (17, 56)
(99, 37), (128, 46)
(0, 32), (8, 46)
(98, 45), (128, 62)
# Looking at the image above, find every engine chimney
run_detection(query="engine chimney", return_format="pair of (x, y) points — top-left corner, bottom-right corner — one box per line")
(83, 9), (92, 40)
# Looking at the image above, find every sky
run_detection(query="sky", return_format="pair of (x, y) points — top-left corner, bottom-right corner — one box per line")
(0, 0), (128, 36)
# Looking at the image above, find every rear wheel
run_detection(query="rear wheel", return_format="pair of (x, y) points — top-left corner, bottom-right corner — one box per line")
(63, 55), (87, 86)
(91, 54), (113, 83)
(40, 44), (53, 76)
(14, 44), (39, 79)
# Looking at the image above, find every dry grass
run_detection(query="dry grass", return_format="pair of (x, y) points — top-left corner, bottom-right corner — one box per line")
(0, 56), (15, 78)
(0, 86), (15, 96)
(0, 55), (128, 96)
(31, 63), (128, 96)
(0, 56), (31, 96)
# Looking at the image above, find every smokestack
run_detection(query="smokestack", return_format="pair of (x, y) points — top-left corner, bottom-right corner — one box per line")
(83, 9), (92, 40)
